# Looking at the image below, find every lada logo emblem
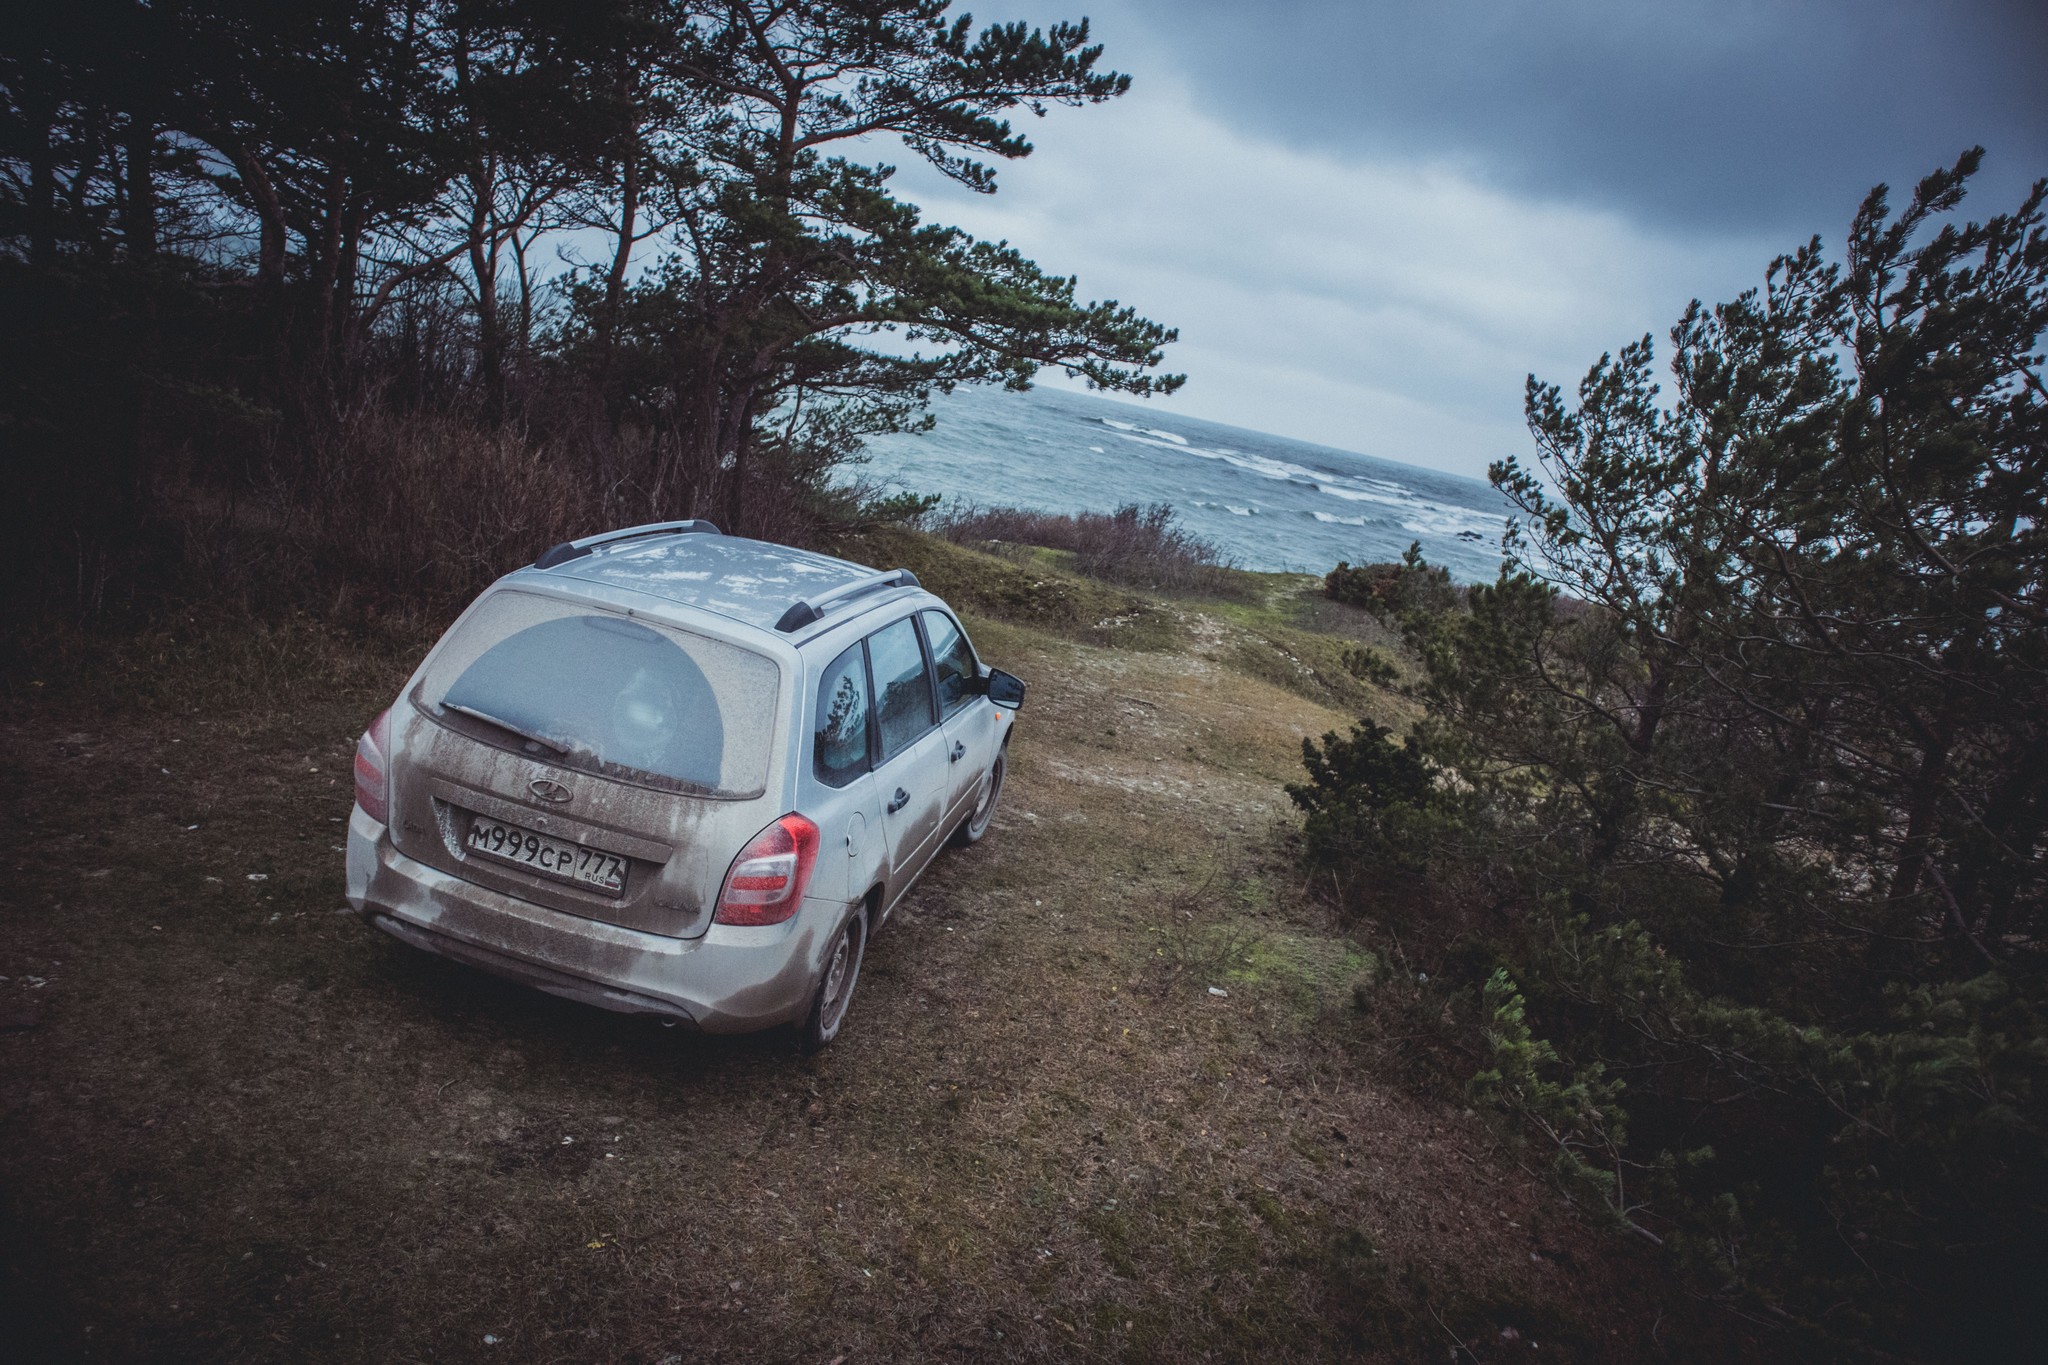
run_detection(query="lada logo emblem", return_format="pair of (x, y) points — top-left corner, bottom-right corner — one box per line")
(529, 778), (573, 804)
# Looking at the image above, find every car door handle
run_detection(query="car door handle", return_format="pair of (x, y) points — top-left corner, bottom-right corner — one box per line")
(887, 788), (910, 814)
(949, 741), (966, 763)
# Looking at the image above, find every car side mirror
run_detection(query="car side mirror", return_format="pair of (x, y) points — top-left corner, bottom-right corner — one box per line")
(984, 668), (1027, 709)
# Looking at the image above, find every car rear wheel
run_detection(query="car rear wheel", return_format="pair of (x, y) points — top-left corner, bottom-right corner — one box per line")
(950, 746), (1006, 847)
(799, 909), (866, 1053)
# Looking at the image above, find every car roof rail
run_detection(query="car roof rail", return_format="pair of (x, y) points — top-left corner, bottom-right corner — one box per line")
(774, 569), (921, 633)
(533, 519), (721, 570)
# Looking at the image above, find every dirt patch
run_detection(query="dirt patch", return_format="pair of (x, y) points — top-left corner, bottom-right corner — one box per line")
(0, 603), (1761, 1362)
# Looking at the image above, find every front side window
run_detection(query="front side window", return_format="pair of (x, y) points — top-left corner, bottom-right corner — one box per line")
(813, 643), (872, 786)
(868, 616), (935, 760)
(416, 590), (780, 798)
(923, 611), (980, 717)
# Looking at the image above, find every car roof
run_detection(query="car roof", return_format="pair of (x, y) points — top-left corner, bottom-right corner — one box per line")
(536, 531), (896, 634)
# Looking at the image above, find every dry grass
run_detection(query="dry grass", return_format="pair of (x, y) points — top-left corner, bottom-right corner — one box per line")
(932, 503), (1247, 599)
(819, 525), (1187, 653)
(132, 408), (828, 628)
(0, 561), (1764, 1362)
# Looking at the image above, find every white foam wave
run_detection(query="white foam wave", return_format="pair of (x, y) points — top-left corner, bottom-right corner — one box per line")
(1098, 415), (1190, 446)
(1314, 483), (1504, 540)
(1108, 432), (1201, 455)
(1400, 509), (1504, 541)
(1106, 426), (1507, 543)
(1316, 484), (1409, 506)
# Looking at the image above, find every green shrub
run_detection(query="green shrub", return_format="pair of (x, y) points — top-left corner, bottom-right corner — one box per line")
(1338, 645), (1398, 687)
(1323, 542), (1460, 620)
(1290, 157), (2048, 1355)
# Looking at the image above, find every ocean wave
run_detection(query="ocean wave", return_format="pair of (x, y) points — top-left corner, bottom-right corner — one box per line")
(1315, 484), (1410, 506)
(1176, 443), (1325, 484)
(1315, 504), (1504, 545)
(1110, 426), (1506, 543)
(1099, 416), (1189, 446)
(1106, 422), (1372, 493)
(1400, 509), (1504, 541)
(853, 385), (1514, 579)
(1315, 484), (1504, 539)
(1108, 431), (1201, 456)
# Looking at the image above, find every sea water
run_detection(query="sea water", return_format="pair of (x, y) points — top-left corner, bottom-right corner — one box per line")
(851, 384), (1516, 583)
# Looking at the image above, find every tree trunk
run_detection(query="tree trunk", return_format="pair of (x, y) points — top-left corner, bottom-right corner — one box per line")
(468, 163), (504, 420)
(334, 193), (367, 375)
(228, 144), (289, 293)
(721, 386), (763, 532)
(600, 124), (641, 373)
(684, 362), (727, 519)
(1631, 656), (1674, 753)
(123, 118), (156, 258)
(511, 227), (535, 360)
(25, 86), (58, 266)
(1887, 737), (1949, 907)
(308, 167), (349, 373)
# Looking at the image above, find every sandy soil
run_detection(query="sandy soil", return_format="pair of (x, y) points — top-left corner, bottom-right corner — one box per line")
(0, 599), (1744, 1362)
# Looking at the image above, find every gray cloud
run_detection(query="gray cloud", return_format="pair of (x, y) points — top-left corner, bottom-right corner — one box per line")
(873, 2), (2045, 482)
(1079, 0), (2047, 235)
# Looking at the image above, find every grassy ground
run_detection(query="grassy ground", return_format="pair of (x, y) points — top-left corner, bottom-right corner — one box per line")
(0, 541), (1748, 1362)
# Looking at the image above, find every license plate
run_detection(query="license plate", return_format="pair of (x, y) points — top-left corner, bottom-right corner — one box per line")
(465, 815), (627, 896)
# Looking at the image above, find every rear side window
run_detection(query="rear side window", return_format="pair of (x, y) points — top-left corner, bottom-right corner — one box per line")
(922, 611), (980, 717)
(417, 590), (781, 798)
(813, 643), (871, 787)
(867, 616), (935, 760)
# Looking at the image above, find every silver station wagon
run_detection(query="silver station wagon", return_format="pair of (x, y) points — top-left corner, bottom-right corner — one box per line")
(344, 521), (1025, 1049)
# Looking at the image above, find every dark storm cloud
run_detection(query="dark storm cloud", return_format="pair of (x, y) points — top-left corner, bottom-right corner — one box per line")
(885, 1), (2044, 478)
(1091, 0), (2048, 235)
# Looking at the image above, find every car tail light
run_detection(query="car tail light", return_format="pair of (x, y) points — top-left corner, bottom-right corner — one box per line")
(714, 813), (820, 926)
(354, 707), (393, 825)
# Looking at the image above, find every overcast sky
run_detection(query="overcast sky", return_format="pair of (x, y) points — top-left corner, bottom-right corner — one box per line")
(886, 0), (2048, 481)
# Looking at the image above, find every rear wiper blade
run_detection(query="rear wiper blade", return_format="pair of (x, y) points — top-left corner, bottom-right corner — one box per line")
(443, 703), (570, 755)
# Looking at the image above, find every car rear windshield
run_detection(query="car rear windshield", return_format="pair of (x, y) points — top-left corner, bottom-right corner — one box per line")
(415, 589), (782, 798)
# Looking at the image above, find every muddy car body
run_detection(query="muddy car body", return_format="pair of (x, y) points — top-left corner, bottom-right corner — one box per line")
(344, 522), (1023, 1048)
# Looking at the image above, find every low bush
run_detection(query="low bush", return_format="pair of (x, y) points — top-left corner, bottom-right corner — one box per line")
(1324, 542), (1461, 620)
(933, 501), (1243, 596)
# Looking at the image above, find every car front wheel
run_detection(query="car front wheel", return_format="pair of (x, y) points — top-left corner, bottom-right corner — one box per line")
(951, 746), (1006, 847)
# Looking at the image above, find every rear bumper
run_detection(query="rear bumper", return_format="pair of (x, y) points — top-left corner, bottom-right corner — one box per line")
(346, 806), (841, 1033)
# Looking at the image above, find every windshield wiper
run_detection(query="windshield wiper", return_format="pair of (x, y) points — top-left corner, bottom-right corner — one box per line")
(443, 703), (570, 755)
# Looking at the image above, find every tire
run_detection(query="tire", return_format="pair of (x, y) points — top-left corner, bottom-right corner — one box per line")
(949, 745), (1007, 848)
(798, 908), (867, 1053)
